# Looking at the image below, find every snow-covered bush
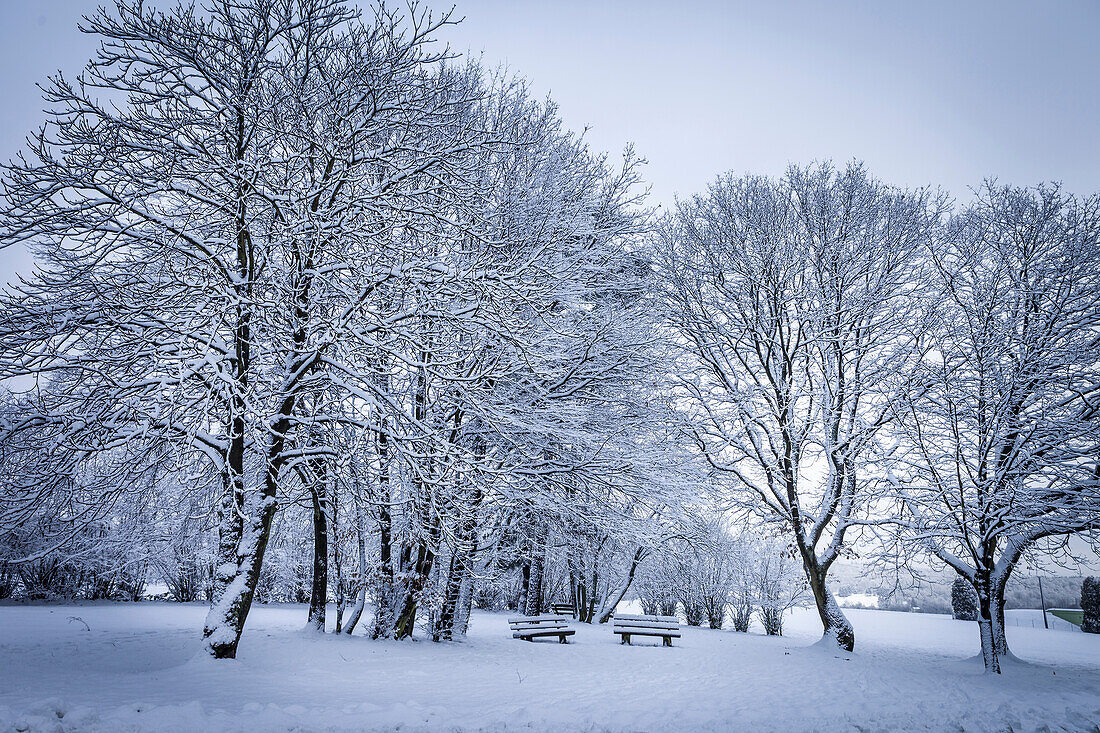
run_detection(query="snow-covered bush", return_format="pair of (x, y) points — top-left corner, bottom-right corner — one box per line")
(728, 591), (753, 633)
(753, 540), (805, 636)
(633, 524), (805, 634)
(15, 556), (82, 600)
(1, 518), (150, 601)
(1082, 577), (1100, 634)
(158, 556), (208, 603)
(634, 518), (740, 628)
(471, 558), (524, 613)
(759, 606), (783, 635)
(951, 577), (978, 621)
(636, 583), (678, 617)
(0, 562), (14, 600)
(682, 598), (706, 627)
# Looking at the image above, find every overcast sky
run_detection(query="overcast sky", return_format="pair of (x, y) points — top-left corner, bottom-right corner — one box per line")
(1, 0), (1099, 283)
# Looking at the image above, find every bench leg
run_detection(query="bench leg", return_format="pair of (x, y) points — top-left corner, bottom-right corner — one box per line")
(559, 634), (568, 644)
(663, 636), (672, 647)
(624, 634), (631, 645)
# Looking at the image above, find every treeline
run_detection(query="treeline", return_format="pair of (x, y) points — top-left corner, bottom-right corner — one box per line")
(874, 577), (1090, 616)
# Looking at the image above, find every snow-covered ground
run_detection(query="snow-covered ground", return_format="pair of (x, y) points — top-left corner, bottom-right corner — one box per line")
(1, 603), (1098, 732)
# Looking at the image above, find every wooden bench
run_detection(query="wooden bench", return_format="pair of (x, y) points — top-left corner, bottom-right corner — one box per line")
(508, 614), (576, 643)
(550, 603), (575, 616)
(613, 614), (680, 646)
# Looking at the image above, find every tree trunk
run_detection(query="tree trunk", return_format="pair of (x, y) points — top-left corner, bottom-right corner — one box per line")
(393, 538), (437, 638)
(392, 479), (441, 639)
(307, 474), (329, 632)
(806, 563), (854, 651)
(453, 464), (484, 637)
(391, 354), (436, 640)
(519, 562), (531, 614)
(331, 485), (345, 633)
(205, 467), (245, 656)
(203, 385), (280, 658)
(342, 486), (369, 635)
(524, 548), (545, 617)
(433, 482), (482, 641)
(201, 478), (278, 658)
(456, 567), (475, 636)
(342, 584), (366, 635)
(992, 596), (1009, 660)
(202, 103), (264, 660)
(991, 567), (1013, 660)
(581, 566), (599, 623)
(568, 566), (580, 618)
(434, 551), (466, 641)
(370, 425), (395, 639)
(597, 547), (646, 624)
(975, 575), (1001, 674)
(202, 343), (305, 656)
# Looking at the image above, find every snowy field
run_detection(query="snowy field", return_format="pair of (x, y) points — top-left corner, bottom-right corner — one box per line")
(1, 603), (1099, 733)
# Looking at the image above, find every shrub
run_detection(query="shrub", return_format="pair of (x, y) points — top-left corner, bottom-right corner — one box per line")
(759, 605), (784, 635)
(1082, 577), (1100, 634)
(951, 576), (978, 621)
(705, 604), (725, 630)
(682, 599), (705, 627)
(729, 598), (752, 632)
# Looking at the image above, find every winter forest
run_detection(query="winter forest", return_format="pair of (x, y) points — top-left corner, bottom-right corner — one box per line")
(1, 2), (1100, 732)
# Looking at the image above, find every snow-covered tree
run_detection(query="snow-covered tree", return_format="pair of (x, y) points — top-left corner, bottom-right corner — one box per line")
(0, 0), (517, 656)
(655, 162), (944, 650)
(894, 183), (1100, 672)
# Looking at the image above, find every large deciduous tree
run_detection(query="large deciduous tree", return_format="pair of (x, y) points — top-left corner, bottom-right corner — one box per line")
(894, 182), (1100, 673)
(656, 162), (943, 650)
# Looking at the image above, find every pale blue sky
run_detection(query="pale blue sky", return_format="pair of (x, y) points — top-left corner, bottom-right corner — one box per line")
(1, 1), (1099, 282)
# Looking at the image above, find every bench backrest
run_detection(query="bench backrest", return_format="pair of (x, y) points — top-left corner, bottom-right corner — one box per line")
(507, 614), (570, 628)
(613, 614), (678, 624)
(612, 614), (679, 630)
